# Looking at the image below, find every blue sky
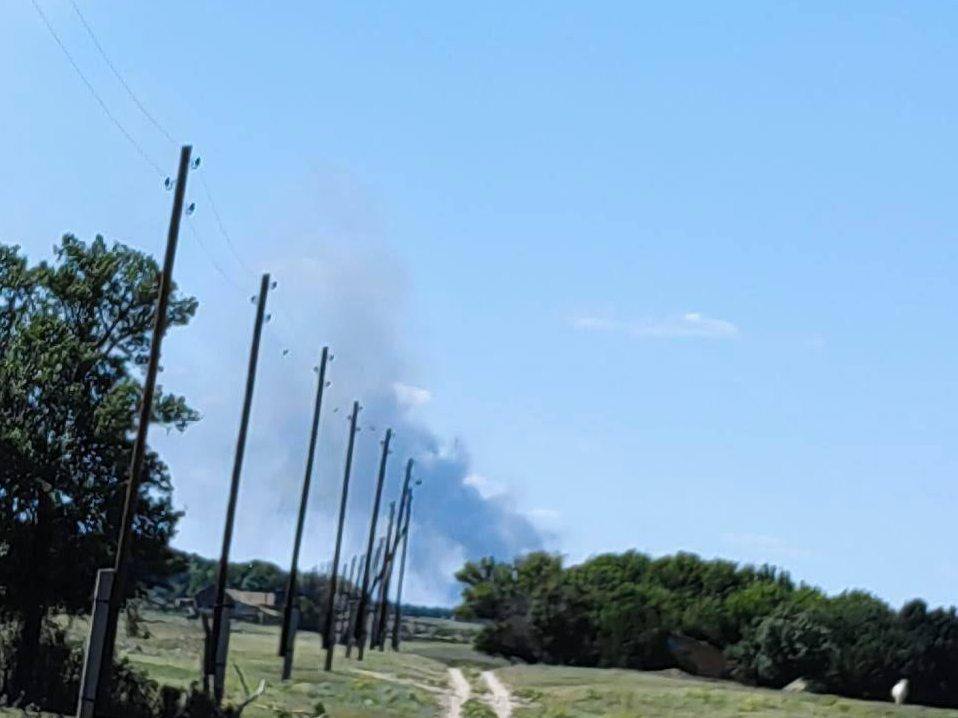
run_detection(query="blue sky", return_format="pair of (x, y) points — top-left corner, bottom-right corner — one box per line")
(3, 1), (958, 606)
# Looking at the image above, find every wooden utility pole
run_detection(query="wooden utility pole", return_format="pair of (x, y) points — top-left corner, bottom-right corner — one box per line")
(355, 429), (392, 660)
(279, 347), (330, 660)
(373, 501), (396, 649)
(344, 552), (364, 653)
(92, 145), (192, 717)
(391, 488), (414, 651)
(207, 273), (271, 700)
(336, 555), (357, 642)
(392, 460), (414, 558)
(323, 401), (360, 672)
(380, 459), (413, 649)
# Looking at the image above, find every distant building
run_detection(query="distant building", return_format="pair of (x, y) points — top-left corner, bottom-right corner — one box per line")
(191, 586), (281, 624)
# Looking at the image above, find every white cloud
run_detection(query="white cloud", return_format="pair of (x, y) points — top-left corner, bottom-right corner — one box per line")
(571, 311), (739, 339)
(392, 381), (433, 407)
(463, 473), (507, 500)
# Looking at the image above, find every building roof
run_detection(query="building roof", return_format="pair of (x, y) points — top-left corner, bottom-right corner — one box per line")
(224, 589), (277, 608)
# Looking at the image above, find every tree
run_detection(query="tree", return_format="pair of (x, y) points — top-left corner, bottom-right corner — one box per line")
(897, 600), (958, 707)
(238, 560), (286, 592)
(729, 605), (835, 687)
(0, 236), (197, 697)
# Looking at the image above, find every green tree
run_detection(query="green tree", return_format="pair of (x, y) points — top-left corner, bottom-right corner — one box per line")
(0, 236), (197, 697)
(456, 549), (958, 708)
(238, 560), (285, 592)
(730, 605), (835, 687)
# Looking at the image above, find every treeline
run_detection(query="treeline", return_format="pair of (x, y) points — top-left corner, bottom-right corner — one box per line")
(456, 551), (958, 708)
(159, 551), (453, 622)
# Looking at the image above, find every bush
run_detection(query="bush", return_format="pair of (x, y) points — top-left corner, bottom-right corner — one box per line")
(729, 607), (834, 687)
(0, 619), (236, 717)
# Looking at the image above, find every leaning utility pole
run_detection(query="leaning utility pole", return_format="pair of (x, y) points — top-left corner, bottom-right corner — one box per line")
(373, 501), (396, 650)
(351, 538), (385, 658)
(355, 428), (392, 660)
(279, 347), (331, 664)
(379, 459), (413, 649)
(323, 401), (361, 672)
(391, 487), (415, 651)
(336, 555), (357, 642)
(344, 552), (365, 653)
(87, 145), (192, 718)
(206, 273), (271, 702)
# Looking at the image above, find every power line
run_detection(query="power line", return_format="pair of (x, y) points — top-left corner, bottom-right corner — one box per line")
(47, 0), (281, 322)
(185, 217), (249, 297)
(68, 0), (178, 147)
(64, 0), (258, 284)
(31, 0), (309, 368)
(198, 172), (258, 278)
(28, 0), (166, 178)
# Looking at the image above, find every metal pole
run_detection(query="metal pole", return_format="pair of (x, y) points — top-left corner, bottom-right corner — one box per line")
(355, 429), (392, 660)
(95, 145), (191, 713)
(374, 501), (396, 649)
(392, 489), (414, 651)
(323, 401), (360, 672)
(207, 273), (271, 690)
(279, 347), (330, 657)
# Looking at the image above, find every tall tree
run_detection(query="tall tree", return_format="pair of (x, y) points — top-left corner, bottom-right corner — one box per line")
(0, 236), (197, 695)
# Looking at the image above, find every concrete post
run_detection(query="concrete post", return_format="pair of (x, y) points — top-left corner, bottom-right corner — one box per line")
(77, 569), (115, 718)
(213, 607), (232, 704)
(281, 607), (300, 681)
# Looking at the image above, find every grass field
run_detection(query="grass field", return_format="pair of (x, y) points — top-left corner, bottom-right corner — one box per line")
(116, 611), (449, 718)
(502, 665), (958, 718)
(9, 611), (958, 717)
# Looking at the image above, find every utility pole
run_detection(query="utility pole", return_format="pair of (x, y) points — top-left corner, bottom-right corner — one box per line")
(323, 401), (360, 672)
(336, 555), (357, 642)
(380, 459), (413, 649)
(392, 460), (414, 559)
(344, 552), (364, 654)
(90, 145), (192, 718)
(373, 501), (396, 650)
(206, 273), (271, 701)
(279, 347), (330, 661)
(355, 428), (392, 660)
(391, 488), (414, 651)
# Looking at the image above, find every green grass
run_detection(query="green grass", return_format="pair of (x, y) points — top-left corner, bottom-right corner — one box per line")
(22, 611), (958, 717)
(111, 611), (448, 718)
(501, 665), (958, 717)
(402, 640), (510, 670)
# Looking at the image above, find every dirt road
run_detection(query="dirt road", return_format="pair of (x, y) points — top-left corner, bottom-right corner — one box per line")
(481, 670), (514, 718)
(447, 667), (471, 718)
